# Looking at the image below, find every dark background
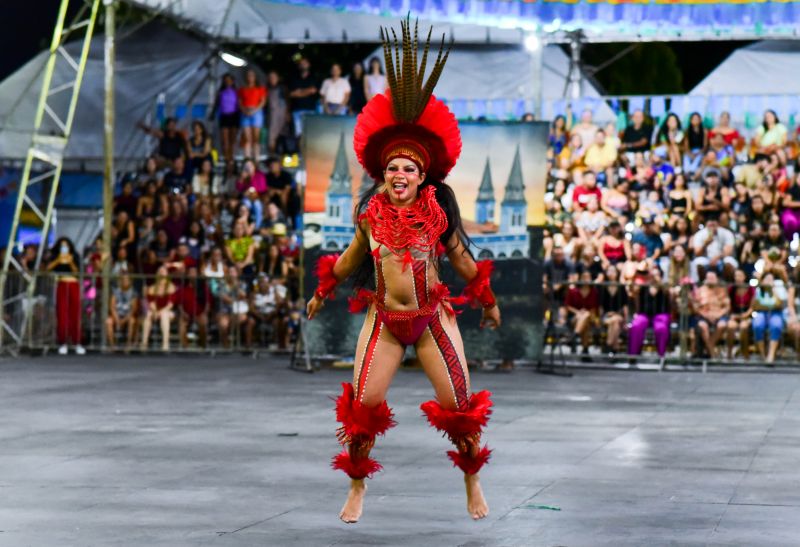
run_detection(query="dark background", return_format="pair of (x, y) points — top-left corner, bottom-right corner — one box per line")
(2, 2), (751, 95)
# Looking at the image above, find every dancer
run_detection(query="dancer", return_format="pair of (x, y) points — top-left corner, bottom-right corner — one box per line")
(306, 19), (501, 523)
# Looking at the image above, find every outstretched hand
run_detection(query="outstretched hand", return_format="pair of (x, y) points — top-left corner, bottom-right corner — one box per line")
(480, 305), (501, 330)
(306, 294), (325, 320)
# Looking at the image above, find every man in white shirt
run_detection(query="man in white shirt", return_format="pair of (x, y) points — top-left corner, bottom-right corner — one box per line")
(690, 218), (738, 282)
(320, 63), (351, 116)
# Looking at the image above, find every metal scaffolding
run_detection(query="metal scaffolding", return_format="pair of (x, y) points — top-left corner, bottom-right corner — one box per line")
(0, 0), (101, 353)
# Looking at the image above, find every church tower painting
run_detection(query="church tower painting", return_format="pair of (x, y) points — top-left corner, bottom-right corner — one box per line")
(475, 158), (495, 225)
(321, 133), (356, 250)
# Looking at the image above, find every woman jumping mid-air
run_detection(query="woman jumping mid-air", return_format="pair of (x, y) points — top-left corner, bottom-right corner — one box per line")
(307, 19), (502, 523)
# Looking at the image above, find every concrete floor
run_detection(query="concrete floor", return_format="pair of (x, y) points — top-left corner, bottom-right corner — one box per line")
(0, 357), (799, 546)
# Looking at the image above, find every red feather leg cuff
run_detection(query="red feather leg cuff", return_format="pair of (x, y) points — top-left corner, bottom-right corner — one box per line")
(462, 260), (496, 309)
(447, 445), (492, 475)
(420, 390), (493, 439)
(314, 253), (341, 300)
(331, 450), (383, 479)
(334, 382), (397, 440)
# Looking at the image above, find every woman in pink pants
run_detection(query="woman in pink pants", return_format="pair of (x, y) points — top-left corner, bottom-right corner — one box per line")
(628, 266), (671, 356)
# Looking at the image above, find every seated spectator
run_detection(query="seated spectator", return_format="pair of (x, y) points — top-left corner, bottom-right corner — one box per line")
(113, 210), (136, 260)
(136, 217), (156, 264)
(600, 179), (631, 223)
(236, 158), (268, 195)
(631, 217), (664, 261)
(150, 229), (174, 266)
(752, 271), (786, 363)
(259, 202), (288, 240)
(575, 197), (607, 242)
(241, 188), (263, 231)
(694, 168), (730, 223)
(266, 223), (298, 278)
(570, 109), (599, 151)
(654, 113), (683, 167)
(192, 157), (217, 197)
(178, 266), (211, 349)
(226, 221), (257, 281)
(760, 222), (789, 278)
(161, 199), (189, 247)
(217, 265), (255, 349)
(164, 156), (192, 195)
(565, 268), (600, 358)
(320, 63), (351, 115)
(726, 268), (754, 360)
(619, 109), (652, 161)
(708, 131), (735, 181)
(682, 112), (707, 179)
(136, 156), (163, 187)
(106, 273), (139, 350)
(734, 153), (770, 191)
(628, 265), (670, 357)
(576, 244), (603, 281)
(114, 181), (137, 218)
(111, 247), (132, 278)
(599, 264), (628, 355)
(548, 115), (568, 160)
(583, 129), (617, 184)
(597, 220), (631, 269)
(542, 246), (576, 325)
(784, 266), (800, 355)
(138, 117), (187, 166)
(708, 111), (741, 146)
(239, 69), (268, 160)
(557, 133), (585, 178)
(691, 271), (731, 359)
(691, 218), (737, 281)
(198, 201), (222, 249)
(649, 148), (675, 189)
(666, 173), (692, 228)
(664, 217), (692, 256)
(137, 180), (167, 221)
(572, 171), (602, 211)
(265, 157), (298, 219)
(638, 190), (666, 227)
(187, 120), (212, 173)
(185, 222), (205, 261)
(235, 203), (257, 236)
(250, 273), (289, 349)
(780, 172), (800, 238)
(754, 109), (787, 162)
(203, 246), (227, 297)
(141, 265), (177, 351)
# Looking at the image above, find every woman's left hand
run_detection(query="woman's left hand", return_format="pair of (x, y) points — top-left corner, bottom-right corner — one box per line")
(480, 305), (501, 330)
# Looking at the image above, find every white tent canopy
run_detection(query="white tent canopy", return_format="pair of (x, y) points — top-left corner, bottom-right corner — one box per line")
(0, 22), (253, 167)
(691, 41), (800, 96)
(365, 44), (614, 121)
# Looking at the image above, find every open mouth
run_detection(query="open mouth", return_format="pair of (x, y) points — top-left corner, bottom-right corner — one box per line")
(392, 181), (408, 193)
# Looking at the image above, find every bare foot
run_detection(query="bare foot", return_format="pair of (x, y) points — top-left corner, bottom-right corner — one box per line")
(464, 473), (489, 520)
(339, 480), (367, 523)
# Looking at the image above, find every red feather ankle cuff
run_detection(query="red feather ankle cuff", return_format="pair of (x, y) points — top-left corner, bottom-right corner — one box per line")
(314, 253), (341, 300)
(331, 450), (383, 479)
(420, 390), (493, 439)
(334, 382), (397, 442)
(447, 445), (492, 475)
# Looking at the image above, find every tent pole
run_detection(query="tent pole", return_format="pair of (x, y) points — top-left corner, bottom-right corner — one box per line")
(101, 0), (115, 349)
(527, 31), (544, 119)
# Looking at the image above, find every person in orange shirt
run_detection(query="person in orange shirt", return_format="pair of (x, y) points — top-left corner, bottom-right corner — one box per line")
(238, 69), (268, 161)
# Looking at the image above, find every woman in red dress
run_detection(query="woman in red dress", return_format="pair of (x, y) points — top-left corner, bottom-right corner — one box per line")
(307, 20), (501, 523)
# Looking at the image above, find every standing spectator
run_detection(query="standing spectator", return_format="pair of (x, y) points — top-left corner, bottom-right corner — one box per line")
(628, 265), (670, 357)
(106, 273), (139, 350)
(780, 172), (800, 238)
(238, 69), (268, 161)
(683, 112), (707, 179)
(187, 120), (212, 173)
(690, 218), (737, 281)
(726, 268), (754, 360)
(141, 265), (176, 351)
(599, 264), (628, 355)
(178, 266), (210, 349)
(619, 110), (652, 160)
(548, 115), (568, 159)
(320, 63), (351, 115)
(691, 270), (731, 359)
(138, 117), (187, 166)
(266, 70), (290, 155)
(289, 57), (319, 138)
(752, 271), (786, 363)
(348, 62), (367, 114)
(364, 56), (386, 101)
(570, 109), (599, 153)
(565, 267), (600, 357)
(46, 237), (85, 355)
(213, 73), (240, 173)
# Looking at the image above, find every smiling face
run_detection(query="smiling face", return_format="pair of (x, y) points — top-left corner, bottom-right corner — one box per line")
(383, 157), (425, 206)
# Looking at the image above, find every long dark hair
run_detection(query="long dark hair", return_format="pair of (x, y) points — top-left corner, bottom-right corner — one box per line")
(762, 109), (779, 132)
(349, 179), (474, 290)
(656, 113), (681, 144)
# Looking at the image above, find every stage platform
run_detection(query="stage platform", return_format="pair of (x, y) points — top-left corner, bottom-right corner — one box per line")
(1, 355), (799, 546)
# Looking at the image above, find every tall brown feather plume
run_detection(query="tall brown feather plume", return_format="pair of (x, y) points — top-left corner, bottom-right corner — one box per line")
(380, 15), (453, 123)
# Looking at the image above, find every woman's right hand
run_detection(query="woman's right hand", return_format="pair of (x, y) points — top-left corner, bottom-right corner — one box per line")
(306, 294), (325, 320)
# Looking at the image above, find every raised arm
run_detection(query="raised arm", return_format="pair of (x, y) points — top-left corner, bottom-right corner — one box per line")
(306, 221), (370, 319)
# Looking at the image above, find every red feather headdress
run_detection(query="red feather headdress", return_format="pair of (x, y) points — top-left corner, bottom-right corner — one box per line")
(353, 18), (462, 183)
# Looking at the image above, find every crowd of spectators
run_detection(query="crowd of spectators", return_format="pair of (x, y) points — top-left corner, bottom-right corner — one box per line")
(544, 107), (800, 363)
